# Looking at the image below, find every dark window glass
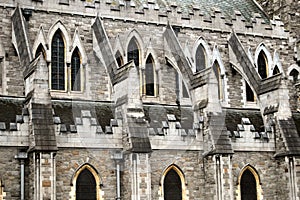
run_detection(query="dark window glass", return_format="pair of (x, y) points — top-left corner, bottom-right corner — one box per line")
(195, 44), (206, 72)
(273, 65), (280, 75)
(71, 48), (81, 91)
(164, 169), (182, 200)
(35, 44), (46, 59)
(76, 169), (96, 200)
(115, 51), (123, 67)
(246, 82), (255, 102)
(127, 38), (139, 67)
(241, 169), (257, 200)
(257, 51), (267, 79)
(290, 69), (299, 83)
(51, 31), (65, 90)
(145, 56), (154, 96)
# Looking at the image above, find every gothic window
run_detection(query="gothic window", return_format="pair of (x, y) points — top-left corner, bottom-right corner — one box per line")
(164, 169), (182, 200)
(145, 55), (155, 96)
(71, 48), (81, 91)
(127, 38), (139, 67)
(213, 61), (223, 100)
(257, 51), (268, 79)
(195, 44), (206, 72)
(273, 65), (280, 75)
(246, 81), (255, 102)
(76, 168), (96, 200)
(240, 169), (257, 200)
(51, 31), (65, 90)
(115, 51), (123, 67)
(35, 44), (46, 59)
(290, 69), (299, 83)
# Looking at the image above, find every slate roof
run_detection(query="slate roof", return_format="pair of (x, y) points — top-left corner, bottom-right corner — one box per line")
(208, 112), (233, 154)
(132, 0), (269, 22)
(143, 104), (193, 133)
(31, 103), (57, 151)
(224, 108), (264, 132)
(0, 97), (23, 130)
(52, 100), (114, 131)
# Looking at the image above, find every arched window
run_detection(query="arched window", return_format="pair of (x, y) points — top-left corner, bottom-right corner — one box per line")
(162, 165), (186, 200)
(290, 69), (299, 83)
(76, 168), (96, 200)
(51, 31), (65, 90)
(115, 51), (123, 67)
(127, 38), (139, 67)
(240, 169), (257, 200)
(145, 55), (155, 96)
(195, 44), (206, 72)
(273, 65), (280, 75)
(35, 44), (46, 59)
(72, 164), (102, 200)
(246, 81), (255, 102)
(257, 51), (268, 79)
(71, 48), (81, 91)
(213, 61), (223, 100)
(164, 169), (182, 200)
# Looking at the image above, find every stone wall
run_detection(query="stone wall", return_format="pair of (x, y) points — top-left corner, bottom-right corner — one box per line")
(55, 148), (117, 200)
(0, 147), (21, 200)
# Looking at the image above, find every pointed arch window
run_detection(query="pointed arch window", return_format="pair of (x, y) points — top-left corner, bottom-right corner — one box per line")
(76, 168), (96, 200)
(213, 61), (223, 100)
(127, 38), (139, 67)
(51, 31), (65, 90)
(240, 169), (258, 200)
(71, 48), (81, 91)
(257, 51), (268, 79)
(35, 44), (46, 59)
(195, 44), (206, 72)
(145, 55), (155, 96)
(115, 51), (123, 67)
(273, 65), (280, 75)
(162, 165), (186, 200)
(72, 164), (102, 200)
(290, 69), (299, 83)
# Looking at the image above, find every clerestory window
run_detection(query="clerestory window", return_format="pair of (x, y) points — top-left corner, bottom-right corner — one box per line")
(51, 31), (65, 90)
(195, 44), (206, 72)
(71, 48), (81, 91)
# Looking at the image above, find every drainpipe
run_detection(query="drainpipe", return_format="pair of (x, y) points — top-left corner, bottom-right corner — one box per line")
(15, 151), (28, 200)
(116, 163), (121, 199)
(112, 151), (123, 200)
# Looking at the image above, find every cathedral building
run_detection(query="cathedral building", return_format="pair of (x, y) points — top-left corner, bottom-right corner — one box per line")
(0, 0), (299, 199)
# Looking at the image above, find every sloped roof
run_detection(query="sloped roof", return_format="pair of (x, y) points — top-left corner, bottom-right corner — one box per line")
(225, 108), (264, 132)
(0, 97), (23, 130)
(133, 0), (269, 22)
(52, 100), (114, 131)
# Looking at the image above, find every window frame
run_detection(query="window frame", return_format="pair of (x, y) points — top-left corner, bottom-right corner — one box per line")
(50, 31), (67, 91)
(160, 164), (187, 200)
(70, 48), (82, 92)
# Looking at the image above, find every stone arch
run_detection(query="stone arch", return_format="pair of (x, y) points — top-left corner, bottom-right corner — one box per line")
(125, 29), (144, 67)
(254, 43), (273, 79)
(71, 29), (87, 65)
(192, 37), (212, 73)
(47, 20), (71, 63)
(32, 26), (48, 61)
(160, 164), (187, 200)
(287, 64), (300, 82)
(70, 163), (103, 200)
(237, 164), (262, 200)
